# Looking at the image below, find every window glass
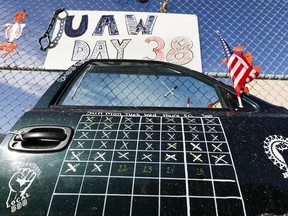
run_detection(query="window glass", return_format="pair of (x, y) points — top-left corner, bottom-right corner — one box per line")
(58, 65), (222, 108)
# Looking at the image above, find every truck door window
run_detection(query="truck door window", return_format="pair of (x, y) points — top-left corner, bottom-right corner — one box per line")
(58, 65), (222, 108)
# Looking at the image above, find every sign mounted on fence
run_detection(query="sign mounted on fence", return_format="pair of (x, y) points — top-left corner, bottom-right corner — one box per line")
(43, 10), (202, 71)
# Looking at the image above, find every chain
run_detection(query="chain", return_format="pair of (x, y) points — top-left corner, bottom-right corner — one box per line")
(38, 8), (65, 51)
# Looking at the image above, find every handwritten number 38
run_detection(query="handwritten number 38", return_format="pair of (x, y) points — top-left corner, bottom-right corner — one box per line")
(144, 36), (193, 65)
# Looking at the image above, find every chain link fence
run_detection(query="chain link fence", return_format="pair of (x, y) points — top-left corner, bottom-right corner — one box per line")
(0, 0), (287, 133)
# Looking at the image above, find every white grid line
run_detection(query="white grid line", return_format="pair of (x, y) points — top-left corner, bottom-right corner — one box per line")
(200, 117), (219, 216)
(74, 115), (102, 216)
(48, 114), (246, 216)
(102, 115), (123, 216)
(181, 117), (191, 216)
(129, 116), (142, 216)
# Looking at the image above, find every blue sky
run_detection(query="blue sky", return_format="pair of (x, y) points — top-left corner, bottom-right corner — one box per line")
(0, 0), (287, 74)
(0, 0), (287, 133)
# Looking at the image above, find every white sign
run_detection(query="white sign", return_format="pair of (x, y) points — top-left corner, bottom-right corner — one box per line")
(44, 10), (202, 71)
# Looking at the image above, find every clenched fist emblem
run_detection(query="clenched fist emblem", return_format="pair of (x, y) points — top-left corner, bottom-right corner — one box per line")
(6, 168), (37, 213)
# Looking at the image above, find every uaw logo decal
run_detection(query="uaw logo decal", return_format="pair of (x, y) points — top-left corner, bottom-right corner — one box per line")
(6, 163), (41, 213)
(264, 135), (288, 178)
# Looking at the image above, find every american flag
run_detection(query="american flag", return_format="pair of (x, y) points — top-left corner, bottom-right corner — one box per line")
(216, 31), (259, 96)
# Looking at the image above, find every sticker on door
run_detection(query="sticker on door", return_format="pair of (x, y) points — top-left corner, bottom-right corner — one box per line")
(6, 163), (41, 213)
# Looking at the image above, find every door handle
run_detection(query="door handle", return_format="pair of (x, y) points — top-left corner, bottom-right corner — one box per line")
(15, 131), (67, 142)
(9, 126), (73, 152)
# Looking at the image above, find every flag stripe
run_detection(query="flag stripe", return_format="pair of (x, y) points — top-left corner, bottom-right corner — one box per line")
(234, 66), (247, 95)
(217, 31), (259, 97)
(230, 58), (242, 81)
(234, 51), (250, 68)
(228, 53), (259, 96)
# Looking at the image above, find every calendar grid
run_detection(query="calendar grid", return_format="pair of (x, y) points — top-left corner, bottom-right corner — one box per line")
(47, 114), (246, 216)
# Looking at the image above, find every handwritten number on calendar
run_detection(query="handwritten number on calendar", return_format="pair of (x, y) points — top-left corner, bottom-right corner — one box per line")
(166, 165), (175, 174)
(118, 164), (128, 172)
(196, 168), (204, 176)
(143, 165), (153, 173)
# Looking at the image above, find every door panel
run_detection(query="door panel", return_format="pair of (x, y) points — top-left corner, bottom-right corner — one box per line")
(1, 110), (288, 215)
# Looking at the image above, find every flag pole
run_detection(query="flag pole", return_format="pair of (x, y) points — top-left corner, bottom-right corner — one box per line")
(237, 96), (243, 108)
